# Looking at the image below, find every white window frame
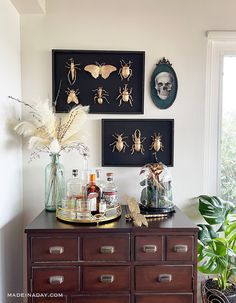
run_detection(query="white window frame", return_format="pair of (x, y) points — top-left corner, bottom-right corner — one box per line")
(204, 31), (236, 194)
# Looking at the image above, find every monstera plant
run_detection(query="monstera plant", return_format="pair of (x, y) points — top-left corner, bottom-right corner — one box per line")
(198, 195), (236, 301)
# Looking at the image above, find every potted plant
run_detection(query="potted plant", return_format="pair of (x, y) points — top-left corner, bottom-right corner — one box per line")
(198, 195), (236, 303)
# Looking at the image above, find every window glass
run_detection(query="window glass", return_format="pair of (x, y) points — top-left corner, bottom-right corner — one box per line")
(220, 56), (236, 201)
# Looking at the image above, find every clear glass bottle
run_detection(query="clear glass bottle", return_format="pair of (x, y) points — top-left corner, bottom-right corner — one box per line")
(81, 153), (91, 192)
(86, 174), (101, 216)
(95, 168), (104, 196)
(45, 153), (65, 212)
(66, 169), (83, 200)
(102, 173), (118, 207)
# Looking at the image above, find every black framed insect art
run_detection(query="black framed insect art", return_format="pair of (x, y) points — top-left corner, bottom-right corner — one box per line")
(52, 50), (145, 114)
(150, 57), (178, 110)
(102, 119), (174, 167)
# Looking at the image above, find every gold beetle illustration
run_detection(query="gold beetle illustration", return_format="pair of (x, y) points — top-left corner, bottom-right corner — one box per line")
(116, 84), (133, 107)
(110, 133), (129, 152)
(131, 129), (146, 155)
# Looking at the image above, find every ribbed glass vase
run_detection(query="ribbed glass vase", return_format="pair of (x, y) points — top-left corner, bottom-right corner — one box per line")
(45, 153), (65, 211)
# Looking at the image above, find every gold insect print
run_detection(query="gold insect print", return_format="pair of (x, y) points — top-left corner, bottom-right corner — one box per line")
(116, 84), (133, 107)
(131, 129), (146, 155)
(119, 59), (133, 81)
(93, 87), (109, 104)
(65, 58), (80, 85)
(149, 133), (164, 152)
(110, 133), (129, 152)
(65, 88), (80, 104)
(84, 62), (117, 79)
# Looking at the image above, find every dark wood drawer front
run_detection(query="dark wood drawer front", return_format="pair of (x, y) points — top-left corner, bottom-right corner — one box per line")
(72, 295), (130, 303)
(32, 237), (78, 262)
(135, 265), (192, 291)
(32, 299), (66, 303)
(83, 234), (130, 261)
(83, 266), (130, 291)
(135, 236), (163, 261)
(32, 267), (79, 292)
(136, 294), (193, 303)
(166, 236), (193, 261)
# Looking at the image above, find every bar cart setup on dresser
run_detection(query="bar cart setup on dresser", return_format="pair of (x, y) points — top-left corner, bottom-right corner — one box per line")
(25, 206), (198, 303)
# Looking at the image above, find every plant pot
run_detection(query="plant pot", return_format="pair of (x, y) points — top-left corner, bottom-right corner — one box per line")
(202, 279), (236, 303)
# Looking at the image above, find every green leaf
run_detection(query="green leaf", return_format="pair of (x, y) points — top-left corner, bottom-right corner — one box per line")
(198, 224), (218, 245)
(198, 195), (234, 225)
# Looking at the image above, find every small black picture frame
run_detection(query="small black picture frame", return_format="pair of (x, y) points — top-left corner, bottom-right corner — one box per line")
(102, 119), (174, 167)
(150, 57), (178, 109)
(52, 49), (145, 114)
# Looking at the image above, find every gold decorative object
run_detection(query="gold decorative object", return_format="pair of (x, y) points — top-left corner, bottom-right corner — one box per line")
(119, 59), (133, 81)
(110, 133), (129, 152)
(65, 88), (80, 104)
(149, 132), (164, 152)
(65, 58), (80, 85)
(124, 195), (148, 227)
(84, 62), (117, 79)
(93, 87), (109, 104)
(131, 129), (146, 155)
(56, 203), (122, 224)
(116, 84), (133, 107)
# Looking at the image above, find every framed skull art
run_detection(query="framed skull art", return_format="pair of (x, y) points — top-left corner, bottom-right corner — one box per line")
(150, 57), (178, 109)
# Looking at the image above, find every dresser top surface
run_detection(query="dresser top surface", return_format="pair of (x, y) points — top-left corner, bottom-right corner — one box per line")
(25, 206), (198, 234)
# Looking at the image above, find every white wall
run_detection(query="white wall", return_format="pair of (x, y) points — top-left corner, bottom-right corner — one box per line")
(20, 0), (236, 224)
(0, 0), (22, 302)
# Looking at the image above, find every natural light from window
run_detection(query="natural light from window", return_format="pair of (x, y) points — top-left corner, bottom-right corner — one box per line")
(220, 56), (236, 202)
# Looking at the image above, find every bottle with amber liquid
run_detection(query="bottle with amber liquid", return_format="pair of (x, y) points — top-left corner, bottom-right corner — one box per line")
(86, 173), (101, 216)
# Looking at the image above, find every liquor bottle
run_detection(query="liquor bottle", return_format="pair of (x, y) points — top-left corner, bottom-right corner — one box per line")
(102, 173), (118, 207)
(95, 168), (104, 196)
(86, 174), (101, 216)
(66, 169), (83, 200)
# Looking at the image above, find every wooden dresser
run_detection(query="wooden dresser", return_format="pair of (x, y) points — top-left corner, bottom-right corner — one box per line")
(25, 206), (198, 303)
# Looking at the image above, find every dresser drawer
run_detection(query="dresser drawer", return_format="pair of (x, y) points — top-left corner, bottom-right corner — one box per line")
(83, 234), (130, 261)
(82, 266), (130, 291)
(135, 294), (193, 303)
(135, 236), (163, 261)
(31, 237), (79, 262)
(135, 265), (192, 291)
(72, 295), (130, 303)
(32, 267), (79, 292)
(166, 236), (193, 261)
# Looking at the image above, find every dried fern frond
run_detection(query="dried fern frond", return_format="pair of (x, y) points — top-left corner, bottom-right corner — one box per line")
(14, 121), (37, 137)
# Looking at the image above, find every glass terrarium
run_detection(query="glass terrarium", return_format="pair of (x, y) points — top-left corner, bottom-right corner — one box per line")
(139, 162), (174, 214)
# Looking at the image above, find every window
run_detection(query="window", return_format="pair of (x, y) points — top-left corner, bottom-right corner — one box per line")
(220, 56), (236, 201)
(204, 32), (236, 199)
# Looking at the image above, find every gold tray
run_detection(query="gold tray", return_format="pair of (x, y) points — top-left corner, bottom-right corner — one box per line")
(56, 204), (122, 224)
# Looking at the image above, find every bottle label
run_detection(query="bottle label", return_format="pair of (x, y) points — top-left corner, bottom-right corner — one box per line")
(87, 192), (98, 211)
(103, 191), (117, 205)
(99, 202), (106, 213)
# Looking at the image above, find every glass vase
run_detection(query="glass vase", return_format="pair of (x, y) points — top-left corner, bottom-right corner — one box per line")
(45, 153), (65, 211)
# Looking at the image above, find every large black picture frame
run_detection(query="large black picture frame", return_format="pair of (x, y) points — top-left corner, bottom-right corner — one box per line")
(102, 119), (174, 167)
(52, 49), (145, 114)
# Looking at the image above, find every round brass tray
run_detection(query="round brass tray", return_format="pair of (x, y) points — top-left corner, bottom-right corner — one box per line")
(56, 204), (122, 224)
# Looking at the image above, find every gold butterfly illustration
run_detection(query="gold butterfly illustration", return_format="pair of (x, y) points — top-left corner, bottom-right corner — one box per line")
(84, 62), (117, 79)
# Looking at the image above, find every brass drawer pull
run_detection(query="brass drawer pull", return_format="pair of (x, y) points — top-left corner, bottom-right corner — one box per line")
(100, 274), (114, 283)
(143, 245), (157, 253)
(49, 275), (64, 285)
(158, 274), (172, 283)
(100, 246), (115, 254)
(174, 244), (188, 253)
(49, 246), (64, 255)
